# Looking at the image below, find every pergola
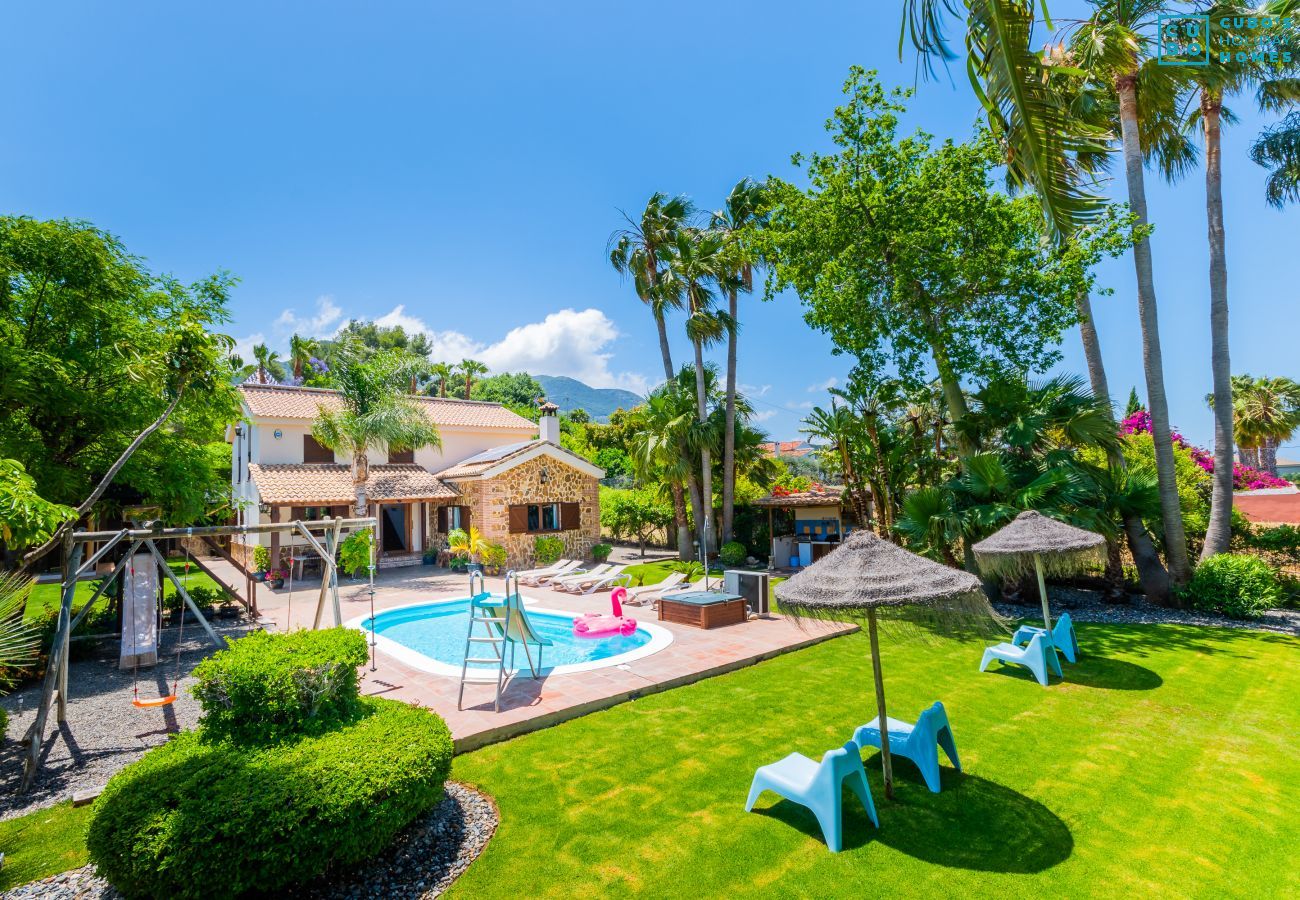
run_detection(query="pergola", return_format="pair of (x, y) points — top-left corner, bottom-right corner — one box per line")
(752, 485), (847, 568)
(19, 516), (376, 793)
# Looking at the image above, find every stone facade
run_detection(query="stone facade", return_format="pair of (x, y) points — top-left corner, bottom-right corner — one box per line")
(436, 454), (601, 569)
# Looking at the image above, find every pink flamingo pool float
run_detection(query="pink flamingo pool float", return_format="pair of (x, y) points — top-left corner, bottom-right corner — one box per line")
(573, 587), (638, 638)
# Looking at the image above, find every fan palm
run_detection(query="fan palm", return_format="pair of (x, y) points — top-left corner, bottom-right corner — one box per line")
(429, 362), (453, 398)
(458, 359), (488, 399)
(289, 334), (319, 381)
(1216, 375), (1300, 474)
(0, 573), (39, 689)
(311, 351), (441, 516)
(1251, 110), (1300, 205)
(711, 178), (769, 545)
(627, 380), (699, 558)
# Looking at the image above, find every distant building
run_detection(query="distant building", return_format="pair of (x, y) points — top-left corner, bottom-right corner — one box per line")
(1275, 457), (1300, 478)
(758, 440), (816, 459)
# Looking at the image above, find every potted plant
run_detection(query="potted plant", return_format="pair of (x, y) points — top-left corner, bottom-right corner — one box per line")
(265, 568), (287, 589)
(251, 545), (271, 582)
(448, 526), (490, 574)
(338, 530), (373, 581)
(483, 543), (507, 576)
(591, 543), (613, 564)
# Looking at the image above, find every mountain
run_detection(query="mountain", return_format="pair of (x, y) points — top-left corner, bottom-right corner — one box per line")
(534, 375), (643, 422)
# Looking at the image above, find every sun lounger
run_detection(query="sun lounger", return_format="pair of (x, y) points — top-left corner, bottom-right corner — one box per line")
(745, 741), (878, 852)
(514, 558), (573, 581)
(1012, 611), (1080, 664)
(979, 631), (1058, 686)
(521, 560), (584, 586)
(621, 572), (686, 606)
(851, 701), (960, 793)
(570, 568), (633, 595)
(555, 565), (627, 594)
(657, 579), (708, 600)
(549, 563), (612, 591)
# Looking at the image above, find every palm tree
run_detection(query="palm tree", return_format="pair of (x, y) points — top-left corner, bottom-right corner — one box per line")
(311, 351), (441, 516)
(710, 178), (769, 545)
(429, 362), (452, 398)
(1220, 375), (1300, 476)
(0, 574), (39, 689)
(801, 403), (876, 531)
(627, 380), (700, 559)
(1064, 0), (1191, 585)
(289, 334), (319, 381)
(609, 194), (698, 556)
(1251, 110), (1300, 206)
(669, 228), (729, 554)
(250, 343), (286, 384)
(458, 359), (488, 400)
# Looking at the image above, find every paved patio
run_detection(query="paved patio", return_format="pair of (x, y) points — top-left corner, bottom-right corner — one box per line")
(255, 566), (857, 751)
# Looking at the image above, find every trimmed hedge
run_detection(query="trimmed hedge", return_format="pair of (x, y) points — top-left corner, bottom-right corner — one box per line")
(719, 541), (747, 567)
(533, 534), (564, 566)
(86, 697), (453, 900)
(1184, 553), (1281, 619)
(190, 628), (369, 745)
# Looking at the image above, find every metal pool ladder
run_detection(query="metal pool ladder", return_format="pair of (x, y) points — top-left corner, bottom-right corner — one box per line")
(458, 570), (510, 712)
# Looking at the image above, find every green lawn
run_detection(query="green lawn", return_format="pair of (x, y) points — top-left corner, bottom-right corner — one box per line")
(450, 622), (1300, 898)
(0, 803), (92, 891)
(24, 559), (227, 622)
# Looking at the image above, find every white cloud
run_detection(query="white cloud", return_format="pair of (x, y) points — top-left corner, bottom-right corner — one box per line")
(273, 295), (342, 339)
(786, 400), (816, 410)
(740, 382), (772, 398)
(232, 332), (266, 363)
(751, 409), (777, 423)
(807, 376), (838, 393)
(368, 305), (651, 396)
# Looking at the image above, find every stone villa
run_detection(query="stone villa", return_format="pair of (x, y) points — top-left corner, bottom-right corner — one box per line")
(229, 385), (603, 570)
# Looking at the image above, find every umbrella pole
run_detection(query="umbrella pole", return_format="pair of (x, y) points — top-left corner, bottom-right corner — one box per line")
(867, 608), (894, 800)
(1034, 553), (1052, 633)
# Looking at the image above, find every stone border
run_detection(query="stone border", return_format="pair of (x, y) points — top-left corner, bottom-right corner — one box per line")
(0, 782), (497, 900)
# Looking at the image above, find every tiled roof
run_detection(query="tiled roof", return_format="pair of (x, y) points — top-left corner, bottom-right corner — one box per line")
(434, 439), (602, 480)
(239, 385), (536, 430)
(752, 486), (846, 508)
(248, 463), (459, 505)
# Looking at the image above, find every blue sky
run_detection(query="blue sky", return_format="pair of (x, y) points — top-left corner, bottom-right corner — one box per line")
(4, 1), (1297, 452)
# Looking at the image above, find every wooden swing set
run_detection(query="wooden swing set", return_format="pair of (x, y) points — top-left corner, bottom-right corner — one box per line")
(18, 516), (376, 793)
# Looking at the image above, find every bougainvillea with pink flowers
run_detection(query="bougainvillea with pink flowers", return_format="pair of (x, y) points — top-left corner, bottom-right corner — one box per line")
(1118, 411), (1290, 490)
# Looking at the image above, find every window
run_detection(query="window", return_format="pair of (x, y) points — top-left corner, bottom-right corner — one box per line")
(436, 505), (470, 533)
(388, 447), (415, 465)
(290, 505), (347, 521)
(509, 502), (580, 534)
(303, 435), (333, 464)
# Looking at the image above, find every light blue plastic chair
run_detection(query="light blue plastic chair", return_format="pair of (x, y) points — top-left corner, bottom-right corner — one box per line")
(851, 702), (961, 793)
(979, 632), (1057, 686)
(745, 741), (878, 852)
(1012, 611), (1080, 664)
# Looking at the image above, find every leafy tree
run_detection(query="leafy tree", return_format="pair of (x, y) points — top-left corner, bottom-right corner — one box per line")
(0, 217), (240, 565)
(471, 372), (543, 408)
(311, 351), (441, 516)
(762, 71), (1094, 466)
(1125, 387), (1144, 418)
(1252, 110), (1300, 206)
(568, 408), (591, 425)
(600, 488), (673, 557)
(0, 459), (76, 554)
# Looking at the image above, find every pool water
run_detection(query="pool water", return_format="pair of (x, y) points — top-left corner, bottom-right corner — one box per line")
(361, 596), (657, 675)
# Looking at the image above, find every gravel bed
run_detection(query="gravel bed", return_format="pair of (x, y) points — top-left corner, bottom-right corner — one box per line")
(994, 585), (1300, 636)
(0, 619), (255, 821)
(0, 782), (497, 900)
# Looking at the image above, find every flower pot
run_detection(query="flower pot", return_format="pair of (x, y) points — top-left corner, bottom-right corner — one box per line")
(251, 572), (266, 583)
(467, 563), (484, 575)
(271, 578), (285, 589)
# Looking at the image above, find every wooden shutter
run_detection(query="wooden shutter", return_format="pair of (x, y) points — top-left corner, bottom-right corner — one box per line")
(560, 502), (580, 531)
(460, 505), (471, 531)
(436, 506), (448, 532)
(388, 447), (414, 465)
(508, 505), (528, 534)
(303, 435), (333, 463)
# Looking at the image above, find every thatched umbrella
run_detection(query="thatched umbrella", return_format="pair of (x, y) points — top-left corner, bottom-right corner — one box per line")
(775, 530), (999, 799)
(972, 510), (1105, 640)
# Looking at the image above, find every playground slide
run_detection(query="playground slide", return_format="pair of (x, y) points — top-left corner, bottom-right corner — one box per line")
(120, 552), (159, 669)
(473, 591), (553, 649)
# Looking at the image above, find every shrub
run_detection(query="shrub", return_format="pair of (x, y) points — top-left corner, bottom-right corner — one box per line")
(719, 541), (748, 567)
(533, 534), (564, 566)
(1183, 553), (1281, 619)
(253, 544), (271, 573)
(590, 542), (613, 563)
(0, 705), (7, 742)
(87, 697), (452, 900)
(483, 543), (507, 569)
(338, 529), (373, 577)
(190, 628), (369, 745)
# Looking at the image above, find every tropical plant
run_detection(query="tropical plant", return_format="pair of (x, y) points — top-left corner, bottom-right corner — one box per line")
(248, 342), (286, 384)
(0, 573), (39, 690)
(311, 350), (441, 516)
(338, 529), (373, 577)
(457, 359), (489, 400)
(0, 458), (76, 551)
(626, 373), (701, 560)
(608, 192), (695, 555)
(428, 361), (453, 398)
(1214, 375), (1300, 475)
(710, 178), (769, 545)
(1252, 110), (1300, 206)
(448, 525), (490, 564)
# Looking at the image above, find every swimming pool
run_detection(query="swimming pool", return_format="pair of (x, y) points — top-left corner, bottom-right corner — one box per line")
(352, 596), (674, 676)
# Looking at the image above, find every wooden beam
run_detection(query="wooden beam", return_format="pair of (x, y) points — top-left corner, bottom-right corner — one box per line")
(70, 518), (377, 543)
(313, 518), (344, 629)
(69, 539), (142, 632)
(75, 529), (126, 578)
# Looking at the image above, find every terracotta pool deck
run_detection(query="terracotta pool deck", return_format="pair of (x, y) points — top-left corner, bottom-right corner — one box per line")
(255, 567), (857, 751)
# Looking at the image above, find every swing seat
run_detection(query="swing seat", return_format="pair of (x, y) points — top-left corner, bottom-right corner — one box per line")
(132, 694), (177, 708)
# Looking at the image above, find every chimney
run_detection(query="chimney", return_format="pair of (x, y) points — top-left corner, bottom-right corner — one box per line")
(538, 399), (560, 444)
